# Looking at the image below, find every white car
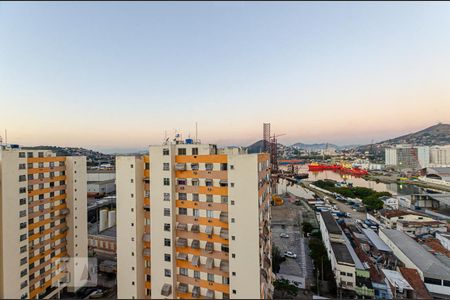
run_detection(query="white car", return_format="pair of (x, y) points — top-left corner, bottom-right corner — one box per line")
(284, 251), (297, 258)
(280, 233), (289, 238)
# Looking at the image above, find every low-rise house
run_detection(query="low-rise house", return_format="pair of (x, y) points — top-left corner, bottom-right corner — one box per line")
(397, 219), (447, 237)
(379, 210), (433, 229)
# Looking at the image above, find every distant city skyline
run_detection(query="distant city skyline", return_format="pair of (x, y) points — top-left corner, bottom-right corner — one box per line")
(1, 2), (450, 151)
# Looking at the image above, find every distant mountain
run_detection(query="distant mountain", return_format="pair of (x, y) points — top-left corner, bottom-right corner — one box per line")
(247, 140), (265, 154)
(291, 142), (339, 150)
(23, 145), (114, 164)
(380, 123), (450, 146)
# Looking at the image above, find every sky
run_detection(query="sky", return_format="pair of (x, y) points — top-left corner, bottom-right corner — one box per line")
(1, 2), (450, 153)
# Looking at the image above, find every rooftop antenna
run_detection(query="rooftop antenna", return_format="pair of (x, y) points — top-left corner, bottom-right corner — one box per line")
(195, 122), (198, 144)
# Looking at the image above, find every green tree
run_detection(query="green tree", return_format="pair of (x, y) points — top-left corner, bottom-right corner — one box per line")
(272, 244), (285, 273)
(302, 221), (314, 236)
(273, 279), (298, 298)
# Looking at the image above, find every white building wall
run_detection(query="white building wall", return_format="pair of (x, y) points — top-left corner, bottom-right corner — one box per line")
(228, 154), (261, 299)
(385, 148), (397, 166)
(416, 146), (430, 168)
(65, 156), (89, 292)
(430, 146), (450, 166)
(116, 156), (145, 299)
(0, 150), (29, 298)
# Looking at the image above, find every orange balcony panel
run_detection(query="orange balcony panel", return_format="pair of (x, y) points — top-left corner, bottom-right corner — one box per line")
(176, 200), (228, 212)
(177, 292), (205, 299)
(175, 247), (229, 261)
(144, 197), (150, 206)
(28, 175), (66, 185)
(176, 215), (228, 229)
(176, 230), (229, 245)
(175, 170), (228, 180)
(27, 156), (66, 163)
(28, 185), (66, 197)
(177, 274), (229, 294)
(176, 259), (229, 278)
(258, 153), (269, 162)
(143, 155), (150, 163)
(175, 155), (228, 164)
(144, 169), (150, 178)
(144, 183), (150, 191)
(145, 281), (151, 289)
(28, 213), (65, 230)
(27, 166), (65, 175)
(28, 194), (66, 209)
(198, 186), (228, 196)
(29, 271), (65, 299)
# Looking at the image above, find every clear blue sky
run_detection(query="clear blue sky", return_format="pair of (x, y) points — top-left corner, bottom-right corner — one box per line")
(1, 2), (450, 152)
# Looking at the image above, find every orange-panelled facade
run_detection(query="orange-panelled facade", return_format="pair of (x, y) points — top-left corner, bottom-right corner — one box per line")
(26, 155), (69, 300)
(143, 157), (151, 299)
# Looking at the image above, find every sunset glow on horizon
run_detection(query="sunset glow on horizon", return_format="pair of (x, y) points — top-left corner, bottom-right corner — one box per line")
(1, 2), (449, 152)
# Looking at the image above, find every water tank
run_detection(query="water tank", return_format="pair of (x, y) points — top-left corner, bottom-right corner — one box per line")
(185, 138), (193, 144)
(108, 210), (116, 228)
(99, 209), (108, 232)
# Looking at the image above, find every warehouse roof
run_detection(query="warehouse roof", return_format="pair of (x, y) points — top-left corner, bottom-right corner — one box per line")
(320, 211), (342, 235)
(361, 228), (392, 253)
(381, 229), (450, 278)
(331, 242), (354, 265)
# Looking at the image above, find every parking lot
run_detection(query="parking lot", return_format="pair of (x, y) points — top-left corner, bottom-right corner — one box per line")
(272, 194), (314, 289)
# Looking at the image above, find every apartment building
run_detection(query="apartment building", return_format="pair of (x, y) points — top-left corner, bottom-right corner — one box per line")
(116, 140), (273, 299)
(0, 146), (88, 299)
(385, 145), (429, 170)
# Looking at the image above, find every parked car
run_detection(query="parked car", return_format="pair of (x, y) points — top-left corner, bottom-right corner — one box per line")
(280, 233), (289, 238)
(283, 251), (297, 258)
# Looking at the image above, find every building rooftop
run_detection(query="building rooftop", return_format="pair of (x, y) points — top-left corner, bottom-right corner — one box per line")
(87, 179), (116, 185)
(361, 228), (392, 253)
(320, 211), (342, 235)
(331, 242), (354, 265)
(88, 222), (116, 238)
(382, 269), (413, 293)
(381, 209), (424, 219)
(399, 268), (432, 299)
(381, 229), (450, 278)
(398, 220), (445, 227)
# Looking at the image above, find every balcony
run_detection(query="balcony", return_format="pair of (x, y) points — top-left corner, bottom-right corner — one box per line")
(175, 163), (187, 171)
(220, 260), (229, 272)
(191, 239), (200, 249)
(191, 224), (200, 233)
(205, 257), (215, 270)
(219, 180), (228, 187)
(205, 242), (214, 253)
(192, 286), (201, 298)
(220, 212), (228, 223)
(191, 255), (200, 267)
(220, 228), (228, 240)
(60, 208), (70, 215)
(177, 253), (188, 261)
(205, 226), (214, 235)
(177, 223), (188, 231)
(142, 233), (151, 242)
(177, 283), (188, 293)
(161, 283), (172, 297)
(143, 248), (151, 257)
(177, 238), (188, 247)
(60, 226), (69, 233)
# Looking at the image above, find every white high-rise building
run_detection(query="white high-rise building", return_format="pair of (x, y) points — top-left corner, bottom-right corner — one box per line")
(0, 146), (87, 299)
(430, 145), (450, 166)
(116, 139), (273, 299)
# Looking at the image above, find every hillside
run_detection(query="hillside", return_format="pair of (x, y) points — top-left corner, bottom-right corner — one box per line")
(23, 146), (114, 165)
(381, 123), (450, 146)
(291, 142), (339, 150)
(247, 140), (265, 154)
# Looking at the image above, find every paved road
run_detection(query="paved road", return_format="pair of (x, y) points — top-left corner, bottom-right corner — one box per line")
(272, 196), (314, 289)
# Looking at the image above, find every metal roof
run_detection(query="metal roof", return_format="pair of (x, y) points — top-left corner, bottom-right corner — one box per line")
(331, 242), (354, 265)
(320, 211), (342, 235)
(361, 228), (392, 253)
(381, 229), (450, 279)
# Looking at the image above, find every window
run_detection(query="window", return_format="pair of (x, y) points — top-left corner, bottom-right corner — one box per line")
(206, 210), (214, 218)
(130, 179), (134, 183)
(164, 253), (171, 262)
(19, 187), (26, 194)
(20, 281), (27, 289)
(192, 148), (198, 155)
(19, 210), (26, 217)
(164, 238), (171, 247)
(230, 183), (234, 187)
(193, 209), (199, 217)
(231, 236), (235, 241)
(223, 277), (230, 284)
(19, 152), (25, 158)
(163, 148), (169, 155)
(19, 222), (27, 229)
(444, 280), (450, 287)
(232, 290), (236, 295)
(191, 163), (199, 170)
(220, 163), (228, 171)
(207, 273), (214, 282)
(20, 257), (27, 265)
(164, 208), (170, 217)
(232, 272), (236, 276)
(130, 164), (134, 168)
(164, 223), (171, 232)
(163, 178), (170, 186)
(178, 148), (186, 155)
(424, 277), (442, 285)
(231, 200), (235, 205)
(19, 163), (26, 170)
(179, 193), (187, 200)
(346, 273), (353, 277)
(221, 196), (228, 204)
(178, 208), (187, 215)
(145, 163), (150, 169)
(20, 269), (27, 277)
(27, 152), (33, 158)
(205, 179), (213, 187)
(38, 152), (44, 158)
(206, 194), (213, 202)
(205, 163), (213, 171)
(230, 165), (234, 170)
(19, 198), (26, 205)
(20, 246), (27, 253)
(164, 193), (170, 201)
(340, 272), (346, 276)
(38, 162), (44, 168)
(180, 268), (188, 276)
(193, 193), (199, 201)
(232, 253), (235, 258)
(164, 269), (171, 277)
(194, 271), (200, 279)
(231, 218), (235, 223)
(163, 163), (170, 171)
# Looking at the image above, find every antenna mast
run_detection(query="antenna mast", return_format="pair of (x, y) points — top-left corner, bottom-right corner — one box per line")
(195, 122), (198, 144)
